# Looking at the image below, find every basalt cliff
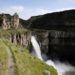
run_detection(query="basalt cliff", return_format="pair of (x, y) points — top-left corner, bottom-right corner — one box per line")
(1, 9), (75, 65)
(28, 9), (75, 65)
(0, 13), (31, 48)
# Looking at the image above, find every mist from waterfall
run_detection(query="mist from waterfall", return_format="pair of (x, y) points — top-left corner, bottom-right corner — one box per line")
(31, 35), (75, 75)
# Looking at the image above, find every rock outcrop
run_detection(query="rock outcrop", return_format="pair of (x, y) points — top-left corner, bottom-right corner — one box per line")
(0, 13), (31, 48)
(11, 13), (19, 29)
(10, 32), (31, 48)
(1, 13), (20, 30)
(2, 14), (10, 30)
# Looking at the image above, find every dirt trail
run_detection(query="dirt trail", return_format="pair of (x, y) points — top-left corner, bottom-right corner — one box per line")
(5, 46), (15, 75)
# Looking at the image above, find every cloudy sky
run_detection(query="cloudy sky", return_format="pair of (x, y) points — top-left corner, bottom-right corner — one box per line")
(0, 0), (75, 19)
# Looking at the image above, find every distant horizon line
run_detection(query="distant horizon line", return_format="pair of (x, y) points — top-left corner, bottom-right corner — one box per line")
(0, 8), (75, 20)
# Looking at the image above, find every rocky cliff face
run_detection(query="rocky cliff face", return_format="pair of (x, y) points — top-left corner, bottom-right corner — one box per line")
(32, 30), (75, 65)
(0, 13), (31, 48)
(10, 32), (31, 48)
(32, 31), (49, 54)
(48, 31), (75, 63)
(28, 9), (75, 65)
(1, 13), (20, 30)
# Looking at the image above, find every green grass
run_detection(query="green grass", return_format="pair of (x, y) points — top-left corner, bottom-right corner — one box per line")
(3, 39), (58, 75)
(0, 39), (8, 75)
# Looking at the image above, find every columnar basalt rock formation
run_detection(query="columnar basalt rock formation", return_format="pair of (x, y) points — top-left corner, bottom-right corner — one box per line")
(2, 14), (10, 30)
(28, 10), (75, 65)
(11, 13), (19, 29)
(2, 13), (20, 30)
(31, 30), (75, 65)
(0, 13), (31, 48)
(10, 32), (31, 48)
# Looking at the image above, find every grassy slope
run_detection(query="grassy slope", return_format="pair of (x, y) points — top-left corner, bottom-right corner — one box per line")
(0, 39), (8, 75)
(2, 39), (58, 75)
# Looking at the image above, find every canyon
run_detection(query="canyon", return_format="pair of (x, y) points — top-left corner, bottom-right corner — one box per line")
(0, 9), (75, 75)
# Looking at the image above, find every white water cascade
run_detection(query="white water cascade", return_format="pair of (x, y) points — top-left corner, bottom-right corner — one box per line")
(31, 35), (75, 75)
(31, 36), (43, 60)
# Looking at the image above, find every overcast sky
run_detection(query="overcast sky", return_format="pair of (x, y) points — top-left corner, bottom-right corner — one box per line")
(0, 0), (75, 19)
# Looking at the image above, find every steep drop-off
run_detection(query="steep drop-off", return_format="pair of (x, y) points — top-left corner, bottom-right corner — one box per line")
(31, 30), (75, 65)
(0, 39), (57, 75)
(28, 9), (75, 65)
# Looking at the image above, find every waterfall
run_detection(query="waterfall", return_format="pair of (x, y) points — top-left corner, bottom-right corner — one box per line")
(31, 35), (75, 75)
(31, 36), (43, 60)
(31, 35), (57, 69)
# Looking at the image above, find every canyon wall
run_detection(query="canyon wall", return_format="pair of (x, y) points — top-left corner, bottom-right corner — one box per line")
(31, 31), (49, 54)
(48, 31), (75, 63)
(32, 30), (75, 65)
(28, 10), (75, 65)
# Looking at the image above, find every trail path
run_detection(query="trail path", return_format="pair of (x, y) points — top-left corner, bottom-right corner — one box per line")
(5, 45), (15, 75)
